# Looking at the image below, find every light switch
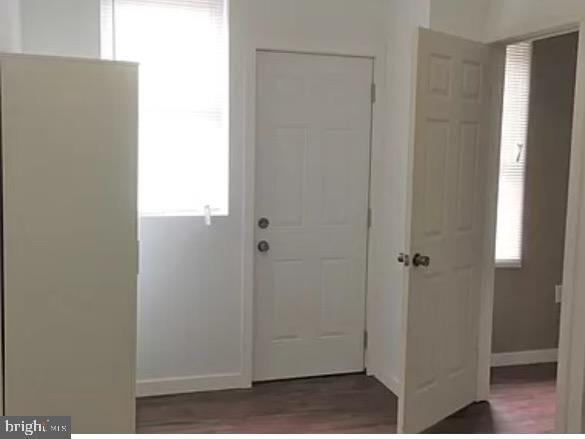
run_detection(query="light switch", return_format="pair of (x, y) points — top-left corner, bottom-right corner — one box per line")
(555, 285), (563, 304)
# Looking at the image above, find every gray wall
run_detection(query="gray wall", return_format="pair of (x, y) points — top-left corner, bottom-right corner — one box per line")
(493, 33), (578, 354)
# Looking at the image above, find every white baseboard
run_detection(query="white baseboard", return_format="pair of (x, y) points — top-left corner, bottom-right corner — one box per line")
(369, 367), (400, 396)
(491, 349), (558, 367)
(137, 373), (247, 397)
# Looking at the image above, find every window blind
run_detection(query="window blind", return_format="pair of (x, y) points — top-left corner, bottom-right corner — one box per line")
(101, 0), (229, 217)
(495, 42), (532, 266)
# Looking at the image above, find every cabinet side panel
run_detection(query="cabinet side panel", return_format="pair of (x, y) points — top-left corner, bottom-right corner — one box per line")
(1, 56), (138, 434)
(0, 64), (5, 417)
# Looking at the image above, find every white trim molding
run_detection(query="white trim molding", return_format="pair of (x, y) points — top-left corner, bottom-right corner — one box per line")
(136, 373), (247, 397)
(369, 367), (401, 397)
(491, 349), (558, 367)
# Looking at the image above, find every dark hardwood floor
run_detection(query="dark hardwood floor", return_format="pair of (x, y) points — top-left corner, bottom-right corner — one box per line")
(136, 363), (557, 434)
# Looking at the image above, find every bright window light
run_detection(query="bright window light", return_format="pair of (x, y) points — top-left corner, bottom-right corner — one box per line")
(101, 0), (229, 217)
(495, 42), (532, 266)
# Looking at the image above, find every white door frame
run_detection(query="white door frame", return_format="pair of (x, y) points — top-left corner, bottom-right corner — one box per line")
(477, 21), (585, 434)
(241, 42), (386, 386)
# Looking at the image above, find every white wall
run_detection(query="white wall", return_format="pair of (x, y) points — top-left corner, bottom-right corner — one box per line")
(137, 217), (244, 395)
(0, 0), (22, 52)
(429, 0), (585, 43)
(232, 0), (389, 48)
(20, 0), (100, 57)
(484, 0), (585, 42)
(430, 0), (489, 42)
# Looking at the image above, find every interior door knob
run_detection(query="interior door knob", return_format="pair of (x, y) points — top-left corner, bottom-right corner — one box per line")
(412, 253), (431, 267)
(257, 241), (270, 253)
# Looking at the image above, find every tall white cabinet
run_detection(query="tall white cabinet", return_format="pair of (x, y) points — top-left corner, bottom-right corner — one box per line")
(0, 54), (138, 433)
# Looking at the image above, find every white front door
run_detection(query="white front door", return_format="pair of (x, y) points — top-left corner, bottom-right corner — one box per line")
(254, 51), (373, 381)
(398, 29), (495, 433)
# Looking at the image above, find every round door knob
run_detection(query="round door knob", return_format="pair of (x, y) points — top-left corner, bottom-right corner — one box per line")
(257, 241), (270, 253)
(412, 253), (431, 267)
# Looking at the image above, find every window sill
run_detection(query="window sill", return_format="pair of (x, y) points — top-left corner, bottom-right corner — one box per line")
(139, 211), (229, 219)
(496, 261), (522, 269)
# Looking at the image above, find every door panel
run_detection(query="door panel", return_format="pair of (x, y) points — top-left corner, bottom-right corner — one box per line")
(399, 29), (493, 433)
(273, 127), (306, 227)
(254, 52), (372, 381)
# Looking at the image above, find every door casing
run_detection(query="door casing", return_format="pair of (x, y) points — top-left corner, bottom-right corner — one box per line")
(477, 22), (585, 434)
(243, 44), (385, 386)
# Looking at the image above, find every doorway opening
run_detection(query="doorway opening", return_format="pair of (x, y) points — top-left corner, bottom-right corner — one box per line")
(490, 31), (579, 433)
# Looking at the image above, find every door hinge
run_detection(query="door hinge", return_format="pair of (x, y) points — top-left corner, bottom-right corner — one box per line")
(364, 331), (368, 349)
(371, 83), (377, 104)
(367, 208), (373, 228)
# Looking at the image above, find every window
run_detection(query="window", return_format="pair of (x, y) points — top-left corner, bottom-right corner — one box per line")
(101, 0), (229, 217)
(495, 42), (532, 266)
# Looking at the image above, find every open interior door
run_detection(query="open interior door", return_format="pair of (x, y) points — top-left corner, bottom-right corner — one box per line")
(398, 28), (499, 433)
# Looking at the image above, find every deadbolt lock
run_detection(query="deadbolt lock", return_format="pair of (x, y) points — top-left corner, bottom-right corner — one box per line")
(258, 217), (270, 229)
(257, 240), (270, 253)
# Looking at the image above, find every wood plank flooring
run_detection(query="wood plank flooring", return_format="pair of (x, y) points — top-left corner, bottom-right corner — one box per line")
(136, 363), (557, 434)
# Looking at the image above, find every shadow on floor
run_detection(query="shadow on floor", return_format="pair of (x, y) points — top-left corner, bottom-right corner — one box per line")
(427, 402), (496, 434)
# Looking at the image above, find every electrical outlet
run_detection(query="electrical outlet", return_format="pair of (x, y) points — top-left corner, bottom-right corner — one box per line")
(555, 285), (563, 304)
